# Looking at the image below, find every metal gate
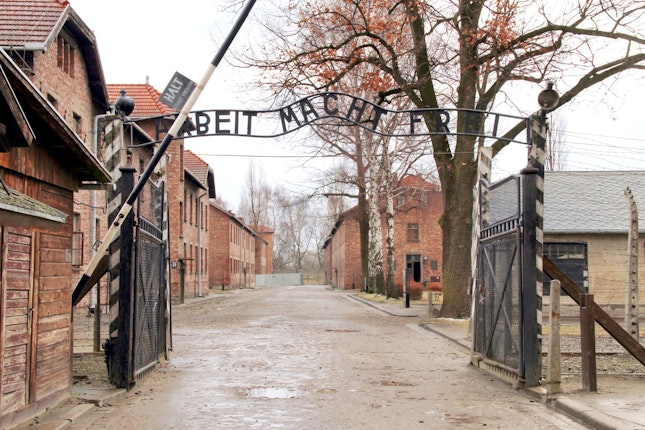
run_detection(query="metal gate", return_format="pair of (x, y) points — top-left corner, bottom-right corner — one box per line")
(106, 169), (168, 389)
(473, 175), (523, 379)
(133, 180), (166, 377)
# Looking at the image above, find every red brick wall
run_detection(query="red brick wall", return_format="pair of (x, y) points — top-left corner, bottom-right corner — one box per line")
(26, 29), (107, 309)
(179, 178), (208, 298)
(31, 30), (98, 148)
(209, 204), (231, 288)
(257, 231), (273, 274)
(324, 184), (444, 292)
(166, 139), (184, 298)
(325, 215), (363, 290)
(388, 188), (443, 291)
(228, 223), (256, 288)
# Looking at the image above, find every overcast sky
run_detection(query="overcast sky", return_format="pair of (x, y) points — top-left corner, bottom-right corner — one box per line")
(70, 0), (645, 210)
(71, 0), (308, 210)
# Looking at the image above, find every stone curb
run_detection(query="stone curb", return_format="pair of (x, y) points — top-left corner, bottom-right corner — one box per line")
(349, 293), (638, 430)
(345, 294), (424, 317)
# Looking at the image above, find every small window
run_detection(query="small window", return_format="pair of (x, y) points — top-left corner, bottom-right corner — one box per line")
(72, 213), (83, 268)
(47, 94), (58, 110)
(57, 36), (75, 77)
(430, 260), (438, 271)
(407, 223), (419, 242)
(73, 112), (82, 135)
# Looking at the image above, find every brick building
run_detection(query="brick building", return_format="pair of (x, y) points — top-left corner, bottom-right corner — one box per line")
(208, 203), (272, 289)
(324, 175), (443, 292)
(181, 150), (215, 299)
(0, 1), (112, 421)
(254, 225), (274, 275)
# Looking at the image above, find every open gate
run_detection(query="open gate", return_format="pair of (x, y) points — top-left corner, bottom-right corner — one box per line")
(105, 168), (168, 389)
(472, 118), (546, 387)
(133, 180), (167, 378)
(473, 176), (523, 380)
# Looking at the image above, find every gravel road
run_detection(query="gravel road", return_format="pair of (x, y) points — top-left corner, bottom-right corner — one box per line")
(67, 285), (589, 429)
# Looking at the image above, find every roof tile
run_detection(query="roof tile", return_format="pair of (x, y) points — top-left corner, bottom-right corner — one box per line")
(184, 150), (210, 188)
(0, 1), (68, 48)
(544, 171), (645, 234)
(107, 83), (175, 118)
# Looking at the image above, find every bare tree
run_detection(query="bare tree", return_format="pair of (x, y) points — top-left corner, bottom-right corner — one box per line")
(238, 160), (273, 228)
(247, 0), (645, 317)
(272, 187), (317, 273)
(545, 112), (569, 171)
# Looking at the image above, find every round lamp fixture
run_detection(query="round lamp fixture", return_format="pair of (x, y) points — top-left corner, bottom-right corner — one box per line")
(115, 90), (135, 120)
(537, 81), (559, 112)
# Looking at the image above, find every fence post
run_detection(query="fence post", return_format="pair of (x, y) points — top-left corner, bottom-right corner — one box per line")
(625, 188), (640, 342)
(580, 293), (598, 391)
(546, 280), (561, 396)
(117, 166), (136, 389)
(520, 114), (546, 387)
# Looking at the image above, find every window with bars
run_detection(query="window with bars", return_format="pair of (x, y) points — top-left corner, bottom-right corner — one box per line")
(543, 242), (588, 295)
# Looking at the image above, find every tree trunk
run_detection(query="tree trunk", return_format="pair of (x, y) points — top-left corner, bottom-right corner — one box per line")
(438, 163), (477, 318)
(368, 173), (385, 294)
(385, 167), (396, 298)
(357, 187), (369, 289)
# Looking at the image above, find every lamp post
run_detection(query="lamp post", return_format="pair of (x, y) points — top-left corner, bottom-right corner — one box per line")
(520, 81), (559, 387)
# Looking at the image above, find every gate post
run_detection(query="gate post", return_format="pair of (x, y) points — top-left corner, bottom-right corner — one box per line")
(520, 114), (546, 387)
(116, 167), (135, 389)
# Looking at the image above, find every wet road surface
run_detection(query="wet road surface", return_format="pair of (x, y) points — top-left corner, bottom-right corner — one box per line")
(70, 285), (587, 429)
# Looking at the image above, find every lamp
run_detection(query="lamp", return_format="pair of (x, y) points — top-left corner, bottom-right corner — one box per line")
(114, 90), (135, 121)
(537, 81), (559, 117)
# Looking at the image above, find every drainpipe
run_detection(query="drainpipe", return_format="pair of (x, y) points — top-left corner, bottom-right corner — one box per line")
(197, 191), (207, 297)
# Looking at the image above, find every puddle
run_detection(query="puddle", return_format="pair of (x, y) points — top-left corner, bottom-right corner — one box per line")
(245, 387), (305, 399)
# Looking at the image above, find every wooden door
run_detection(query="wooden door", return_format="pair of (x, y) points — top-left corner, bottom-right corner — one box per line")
(0, 227), (35, 415)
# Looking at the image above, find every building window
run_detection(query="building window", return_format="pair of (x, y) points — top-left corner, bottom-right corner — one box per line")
(183, 190), (187, 222)
(430, 260), (438, 271)
(73, 112), (82, 135)
(407, 223), (419, 242)
(543, 242), (588, 295)
(47, 94), (58, 111)
(72, 213), (83, 269)
(57, 36), (75, 77)
(179, 202), (184, 237)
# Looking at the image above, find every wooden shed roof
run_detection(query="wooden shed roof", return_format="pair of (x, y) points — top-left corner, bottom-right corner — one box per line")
(0, 47), (111, 183)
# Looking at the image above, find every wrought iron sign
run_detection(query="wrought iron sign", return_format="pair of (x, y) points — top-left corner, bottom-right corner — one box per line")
(151, 92), (530, 144)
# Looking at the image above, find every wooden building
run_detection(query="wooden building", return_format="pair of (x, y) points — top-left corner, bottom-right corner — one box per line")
(0, 0), (113, 312)
(0, 46), (111, 427)
(323, 175), (443, 293)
